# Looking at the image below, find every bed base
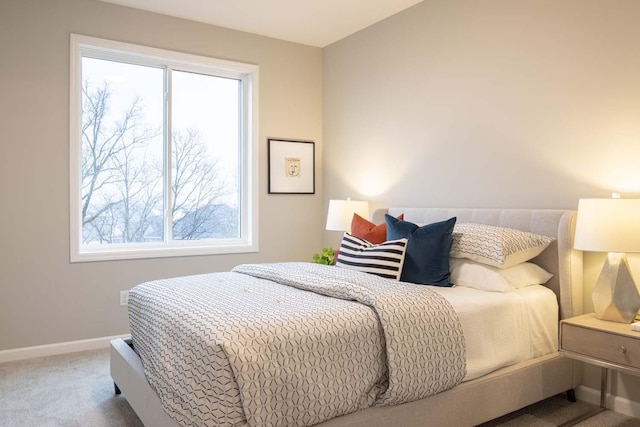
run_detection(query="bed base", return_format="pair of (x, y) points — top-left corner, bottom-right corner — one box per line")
(111, 337), (580, 427)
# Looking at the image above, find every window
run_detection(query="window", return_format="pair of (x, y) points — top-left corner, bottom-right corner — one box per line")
(70, 35), (258, 262)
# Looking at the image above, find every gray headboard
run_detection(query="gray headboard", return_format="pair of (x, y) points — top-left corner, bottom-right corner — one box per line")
(372, 208), (584, 319)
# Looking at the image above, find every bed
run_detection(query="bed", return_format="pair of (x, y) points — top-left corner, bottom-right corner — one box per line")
(110, 207), (584, 427)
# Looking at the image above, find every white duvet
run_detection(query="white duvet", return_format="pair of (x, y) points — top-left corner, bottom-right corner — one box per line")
(130, 263), (467, 427)
(431, 284), (558, 381)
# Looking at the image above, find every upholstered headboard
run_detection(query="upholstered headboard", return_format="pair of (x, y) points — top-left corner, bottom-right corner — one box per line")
(371, 208), (584, 319)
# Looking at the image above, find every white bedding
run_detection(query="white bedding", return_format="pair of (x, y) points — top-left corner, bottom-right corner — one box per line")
(431, 284), (559, 381)
(130, 263), (467, 427)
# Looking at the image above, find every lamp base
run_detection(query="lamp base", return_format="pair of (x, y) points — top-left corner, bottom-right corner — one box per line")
(592, 252), (640, 323)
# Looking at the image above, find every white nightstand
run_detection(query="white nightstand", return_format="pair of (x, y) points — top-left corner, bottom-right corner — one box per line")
(560, 313), (640, 414)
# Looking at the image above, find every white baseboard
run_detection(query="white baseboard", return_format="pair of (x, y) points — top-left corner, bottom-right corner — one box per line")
(0, 334), (129, 363)
(576, 385), (640, 418)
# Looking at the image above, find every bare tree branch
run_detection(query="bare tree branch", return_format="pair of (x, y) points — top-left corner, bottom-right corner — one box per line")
(80, 80), (237, 245)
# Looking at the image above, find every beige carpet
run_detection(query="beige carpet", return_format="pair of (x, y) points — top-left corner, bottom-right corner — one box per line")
(0, 349), (142, 427)
(1, 348), (639, 427)
(480, 393), (640, 427)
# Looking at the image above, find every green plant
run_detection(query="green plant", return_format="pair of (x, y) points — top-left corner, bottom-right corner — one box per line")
(312, 247), (335, 265)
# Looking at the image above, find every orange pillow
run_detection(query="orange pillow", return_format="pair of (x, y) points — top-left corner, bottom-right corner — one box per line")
(350, 213), (404, 244)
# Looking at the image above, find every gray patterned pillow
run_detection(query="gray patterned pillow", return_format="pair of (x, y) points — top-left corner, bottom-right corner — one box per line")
(450, 223), (554, 269)
(336, 233), (408, 280)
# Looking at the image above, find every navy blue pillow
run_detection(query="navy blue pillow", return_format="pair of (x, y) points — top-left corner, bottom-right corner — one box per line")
(385, 214), (457, 286)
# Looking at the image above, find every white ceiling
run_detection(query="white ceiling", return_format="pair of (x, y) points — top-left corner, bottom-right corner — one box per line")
(98, 0), (424, 47)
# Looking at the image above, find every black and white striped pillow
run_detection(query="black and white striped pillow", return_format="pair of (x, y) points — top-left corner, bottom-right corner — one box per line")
(336, 233), (408, 280)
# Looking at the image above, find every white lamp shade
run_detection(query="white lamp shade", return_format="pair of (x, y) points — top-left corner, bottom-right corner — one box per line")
(325, 199), (369, 232)
(574, 198), (640, 253)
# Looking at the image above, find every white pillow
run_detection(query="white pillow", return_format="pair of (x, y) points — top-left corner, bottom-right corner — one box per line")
(450, 223), (554, 269)
(450, 258), (553, 292)
(336, 233), (408, 281)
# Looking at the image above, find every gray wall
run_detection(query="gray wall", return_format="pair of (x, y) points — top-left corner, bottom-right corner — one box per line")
(0, 0), (323, 350)
(323, 0), (640, 406)
(323, 0), (640, 211)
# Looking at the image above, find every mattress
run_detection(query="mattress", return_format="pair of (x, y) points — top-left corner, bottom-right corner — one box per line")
(129, 263), (558, 427)
(431, 284), (559, 381)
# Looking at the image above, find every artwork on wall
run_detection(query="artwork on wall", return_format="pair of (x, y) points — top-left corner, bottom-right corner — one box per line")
(268, 138), (315, 194)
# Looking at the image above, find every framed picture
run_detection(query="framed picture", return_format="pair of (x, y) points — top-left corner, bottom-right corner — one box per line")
(268, 138), (315, 194)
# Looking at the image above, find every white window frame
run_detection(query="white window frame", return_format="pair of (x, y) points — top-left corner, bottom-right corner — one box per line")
(69, 34), (259, 262)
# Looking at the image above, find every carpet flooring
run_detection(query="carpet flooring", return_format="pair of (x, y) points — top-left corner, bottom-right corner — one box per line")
(1, 348), (639, 427)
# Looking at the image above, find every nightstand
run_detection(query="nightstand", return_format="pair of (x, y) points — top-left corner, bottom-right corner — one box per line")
(560, 313), (640, 414)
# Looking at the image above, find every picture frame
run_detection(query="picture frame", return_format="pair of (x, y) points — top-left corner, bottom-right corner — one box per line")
(268, 138), (315, 194)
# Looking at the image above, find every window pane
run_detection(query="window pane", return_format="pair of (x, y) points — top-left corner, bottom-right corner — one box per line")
(80, 58), (164, 246)
(171, 70), (241, 240)
(71, 35), (258, 261)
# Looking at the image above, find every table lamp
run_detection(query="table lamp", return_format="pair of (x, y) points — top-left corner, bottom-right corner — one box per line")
(574, 198), (640, 323)
(325, 199), (369, 232)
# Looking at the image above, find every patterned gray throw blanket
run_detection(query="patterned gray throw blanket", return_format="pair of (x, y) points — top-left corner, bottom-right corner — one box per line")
(129, 262), (466, 427)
